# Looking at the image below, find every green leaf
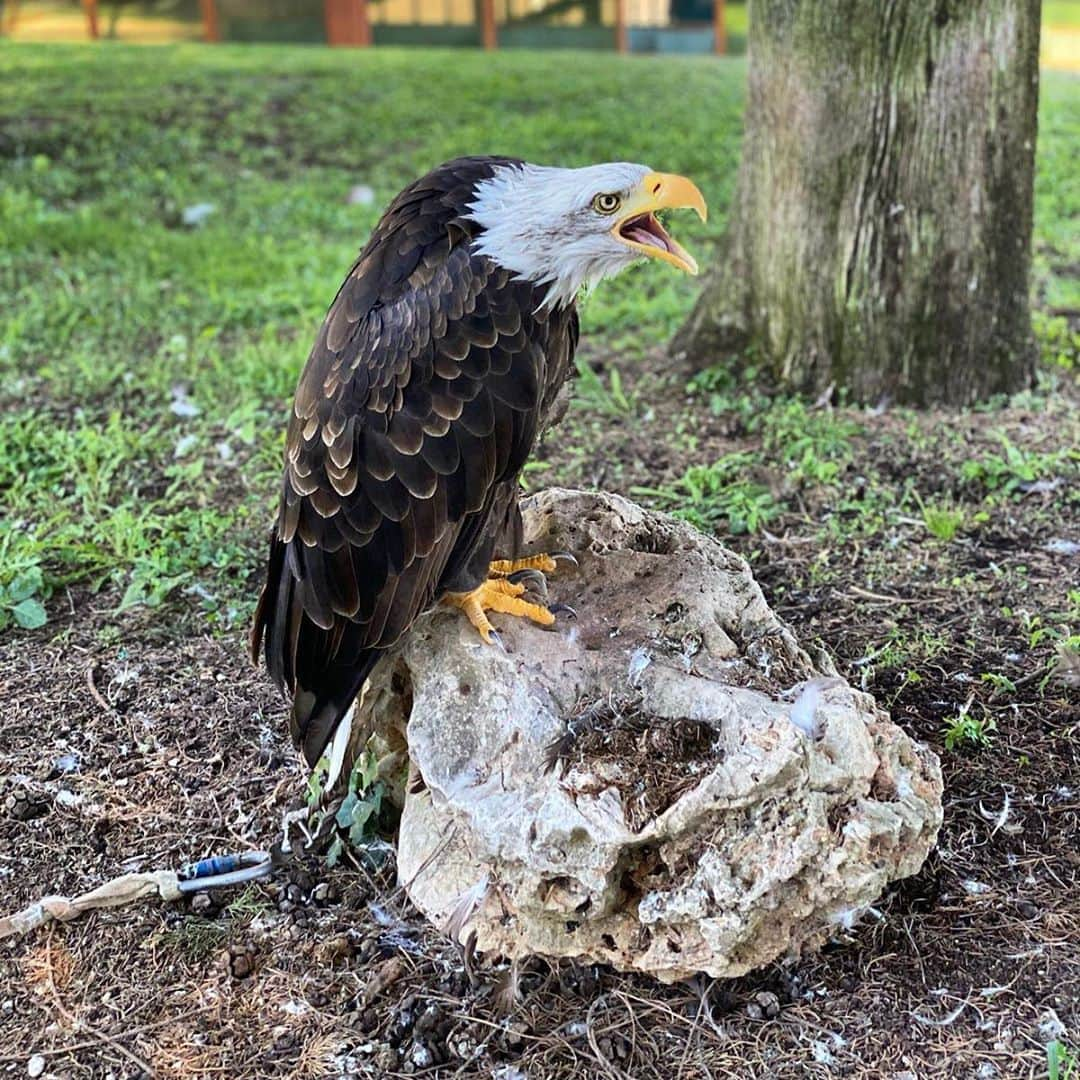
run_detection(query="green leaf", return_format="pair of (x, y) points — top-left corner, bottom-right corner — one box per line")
(335, 792), (359, 829)
(116, 572), (190, 613)
(358, 750), (379, 790)
(8, 566), (44, 603)
(11, 597), (47, 629)
(306, 763), (326, 808)
(347, 794), (382, 845)
(325, 836), (343, 869)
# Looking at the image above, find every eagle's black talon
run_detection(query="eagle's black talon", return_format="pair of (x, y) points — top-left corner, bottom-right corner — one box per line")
(551, 551), (579, 568)
(489, 629), (508, 653)
(550, 602), (578, 619)
(507, 568), (549, 597)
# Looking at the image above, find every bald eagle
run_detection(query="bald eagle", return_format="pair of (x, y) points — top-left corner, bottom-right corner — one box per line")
(252, 156), (706, 768)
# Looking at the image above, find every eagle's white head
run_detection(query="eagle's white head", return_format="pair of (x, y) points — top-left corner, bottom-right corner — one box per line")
(466, 161), (707, 309)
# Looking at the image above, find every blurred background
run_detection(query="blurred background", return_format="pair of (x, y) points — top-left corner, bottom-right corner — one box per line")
(0, 0), (746, 51)
(20, 0), (744, 53)
(5, 0), (1079, 65)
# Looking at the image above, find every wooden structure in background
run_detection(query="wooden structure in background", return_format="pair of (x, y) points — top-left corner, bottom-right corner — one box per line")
(81, 0), (99, 38)
(325, 0), (371, 44)
(712, 0), (725, 53)
(614, 0), (627, 52)
(40, 0), (730, 55)
(199, 0), (220, 40)
(479, 0), (496, 48)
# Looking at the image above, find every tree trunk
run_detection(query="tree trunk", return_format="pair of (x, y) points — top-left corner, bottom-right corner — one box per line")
(675, 0), (1041, 406)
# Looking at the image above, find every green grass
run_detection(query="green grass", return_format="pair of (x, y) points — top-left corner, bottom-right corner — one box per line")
(1048, 1039), (1080, 1080)
(1033, 72), (1080, 310)
(573, 356), (638, 418)
(917, 501), (965, 543)
(635, 452), (781, 535)
(0, 43), (1077, 636)
(960, 435), (1078, 497)
(0, 43), (741, 630)
(942, 708), (997, 752)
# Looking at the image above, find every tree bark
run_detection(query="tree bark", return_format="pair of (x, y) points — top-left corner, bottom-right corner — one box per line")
(675, 0), (1041, 406)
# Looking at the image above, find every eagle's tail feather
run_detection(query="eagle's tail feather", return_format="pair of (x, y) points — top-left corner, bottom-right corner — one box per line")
(252, 531), (378, 769)
(290, 655), (377, 770)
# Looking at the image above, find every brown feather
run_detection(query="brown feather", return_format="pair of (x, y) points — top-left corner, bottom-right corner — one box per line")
(252, 156), (580, 768)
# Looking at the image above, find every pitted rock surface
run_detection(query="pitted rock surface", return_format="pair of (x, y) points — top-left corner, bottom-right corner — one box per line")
(352, 488), (943, 982)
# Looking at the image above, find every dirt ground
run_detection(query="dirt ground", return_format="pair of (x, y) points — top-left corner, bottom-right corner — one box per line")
(2, 347), (1078, 1080)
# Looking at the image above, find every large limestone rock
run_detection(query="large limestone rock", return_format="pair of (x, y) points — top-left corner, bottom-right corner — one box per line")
(356, 489), (942, 983)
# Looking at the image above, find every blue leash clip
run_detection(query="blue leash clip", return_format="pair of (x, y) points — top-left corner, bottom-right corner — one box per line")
(176, 850), (273, 894)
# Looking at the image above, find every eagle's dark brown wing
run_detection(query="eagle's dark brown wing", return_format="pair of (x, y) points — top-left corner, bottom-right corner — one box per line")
(251, 157), (578, 767)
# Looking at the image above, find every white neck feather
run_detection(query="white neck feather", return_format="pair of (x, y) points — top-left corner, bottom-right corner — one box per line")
(466, 162), (651, 309)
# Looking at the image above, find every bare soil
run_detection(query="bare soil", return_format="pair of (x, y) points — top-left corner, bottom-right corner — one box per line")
(2, 353), (1078, 1080)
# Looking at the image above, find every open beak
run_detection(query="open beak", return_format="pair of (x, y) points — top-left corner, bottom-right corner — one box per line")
(612, 172), (707, 275)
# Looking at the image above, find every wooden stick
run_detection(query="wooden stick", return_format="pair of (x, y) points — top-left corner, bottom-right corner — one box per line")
(0, 1007), (213, 1065)
(85, 664), (115, 716)
(45, 934), (155, 1076)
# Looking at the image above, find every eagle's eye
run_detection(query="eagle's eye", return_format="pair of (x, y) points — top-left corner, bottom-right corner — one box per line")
(592, 193), (621, 215)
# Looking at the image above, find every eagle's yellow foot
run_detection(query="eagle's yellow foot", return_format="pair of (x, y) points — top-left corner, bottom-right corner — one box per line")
(444, 577), (556, 645)
(489, 554), (562, 576)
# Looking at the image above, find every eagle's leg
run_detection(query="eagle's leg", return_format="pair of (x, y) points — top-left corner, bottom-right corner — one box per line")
(443, 576), (556, 645)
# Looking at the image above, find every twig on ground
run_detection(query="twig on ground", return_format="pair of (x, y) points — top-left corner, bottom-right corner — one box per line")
(844, 585), (939, 606)
(85, 663), (115, 716)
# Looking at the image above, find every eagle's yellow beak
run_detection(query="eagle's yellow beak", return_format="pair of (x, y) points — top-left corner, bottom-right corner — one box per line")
(612, 172), (707, 275)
